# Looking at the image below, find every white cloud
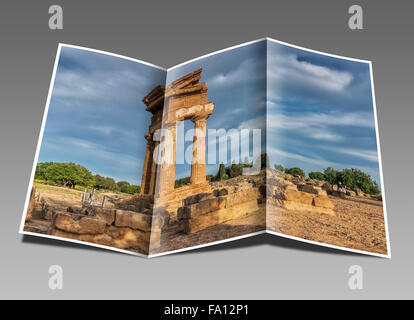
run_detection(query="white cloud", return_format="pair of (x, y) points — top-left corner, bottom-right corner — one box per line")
(207, 58), (264, 88)
(43, 136), (142, 179)
(238, 114), (266, 131)
(266, 109), (374, 143)
(267, 146), (379, 178)
(307, 130), (344, 142)
(268, 146), (340, 169)
(267, 47), (353, 97)
(85, 125), (138, 141)
(322, 146), (379, 163)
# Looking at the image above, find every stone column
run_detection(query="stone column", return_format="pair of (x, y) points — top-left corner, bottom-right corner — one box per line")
(140, 137), (152, 195)
(190, 118), (207, 185)
(148, 141), (159, 196)
(155, 124), (177, 197)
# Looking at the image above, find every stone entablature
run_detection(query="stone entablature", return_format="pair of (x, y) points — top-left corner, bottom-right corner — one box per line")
(140, 68), (215, 198)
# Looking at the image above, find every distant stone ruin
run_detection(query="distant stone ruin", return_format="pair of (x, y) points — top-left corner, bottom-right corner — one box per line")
(266, 170), (335, 215)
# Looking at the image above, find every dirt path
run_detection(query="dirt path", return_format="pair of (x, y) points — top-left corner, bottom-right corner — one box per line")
(266, 195), (387, 255)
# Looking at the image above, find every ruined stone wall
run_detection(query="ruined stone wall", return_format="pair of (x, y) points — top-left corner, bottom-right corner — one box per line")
(177, 181), (262, 234)
(266, 170), (335, 215)
(47, 205), (160, 254)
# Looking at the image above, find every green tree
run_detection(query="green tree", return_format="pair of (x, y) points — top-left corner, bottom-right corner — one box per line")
(308, 171), (325, 181)
(323, 167), (338, 184)
(120, 184), (141, 194)
(274, 164), (285, 172)
(229, 162), (243, 178)
(34, 162), (54, 181)
(337, 169), (355, 188)
(338, 168), (380, 194)
(216, 163), (226, 180)
(43, 162), (94, 188)
(285, 167), (306, 177)
(94, 175), (117, 190)
(175, 176), (191, 188)
(117, 181), (130, 188)
(320, 167), (380, 194)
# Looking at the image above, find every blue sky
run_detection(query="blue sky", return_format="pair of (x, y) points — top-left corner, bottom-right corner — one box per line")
(266, 40), (381, 184)
(38, 41), (381, 186)
(38, 46), (166, 184)
(166, 41), (267, 179)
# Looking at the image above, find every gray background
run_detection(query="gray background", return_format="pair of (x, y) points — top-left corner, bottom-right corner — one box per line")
(0, 0), (412, 299)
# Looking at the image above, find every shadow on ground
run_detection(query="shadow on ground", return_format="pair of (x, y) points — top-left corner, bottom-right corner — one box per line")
(173, 232), (368, 257)
(22, 231), (375, 258)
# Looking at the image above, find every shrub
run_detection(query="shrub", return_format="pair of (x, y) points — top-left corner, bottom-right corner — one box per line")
(94, 174), (117, 190)
(308, 171), (325, 181)
(285, 167), (306, 177)
(37, 162), (94, 189)
(274, 164), (285, 172)
(323, 167), (338, 185)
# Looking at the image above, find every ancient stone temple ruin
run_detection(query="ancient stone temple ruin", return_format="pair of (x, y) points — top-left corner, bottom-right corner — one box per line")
(137, 69), (264, 245)
(140, 68), (214, 199)
(31, 69), (264, 254)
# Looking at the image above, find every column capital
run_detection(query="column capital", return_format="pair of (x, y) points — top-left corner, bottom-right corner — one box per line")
(191, 116), (208, 124)
(144, 133), (153, 142)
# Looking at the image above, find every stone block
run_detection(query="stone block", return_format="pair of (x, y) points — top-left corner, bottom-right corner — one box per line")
(178, 197), (226, 219)
(115, 209), (152, 232)
(297, 184), (318, 194)
(314, 188), (328, 196)
(346, 190), (357, 197)
(54, 213), (106, 235)
(183, 192), (214, 206)
(181, 199), (258, 234)
(106, 226), (150, 251)
(49, 226), (150, 253)
(354, 188), (365, 197)
(213, 188), (228, 197)
(88, 207), (116, 225)
(49, 228), (113, 246)
(67, 206), (83, 214)
(312, 196), (334, 209)
(42, 203), (54, 220)
(284, 184), (298, 191)
(283, 189), (314, 205)
(331, 190), (346, 199)
(321, 182), (333, 194)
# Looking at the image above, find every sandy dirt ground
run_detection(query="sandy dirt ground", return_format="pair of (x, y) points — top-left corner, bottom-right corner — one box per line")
(31, 183), (130, 206)
(151, 205), (266, 255)
(266, 195), (387, 255)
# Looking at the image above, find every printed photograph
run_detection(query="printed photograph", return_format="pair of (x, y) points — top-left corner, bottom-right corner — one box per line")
(21, 39), (389, 257)
(22, 45), (167, 255)
(265, 40), (389, 256)
(148, 40), (267, 255)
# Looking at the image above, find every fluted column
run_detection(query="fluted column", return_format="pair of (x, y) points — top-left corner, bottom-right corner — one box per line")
(155, 124), (177, 197)
(140, 137), (152, 195)
(190, 118), (207, 185)
(148, 141), (159, 196)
